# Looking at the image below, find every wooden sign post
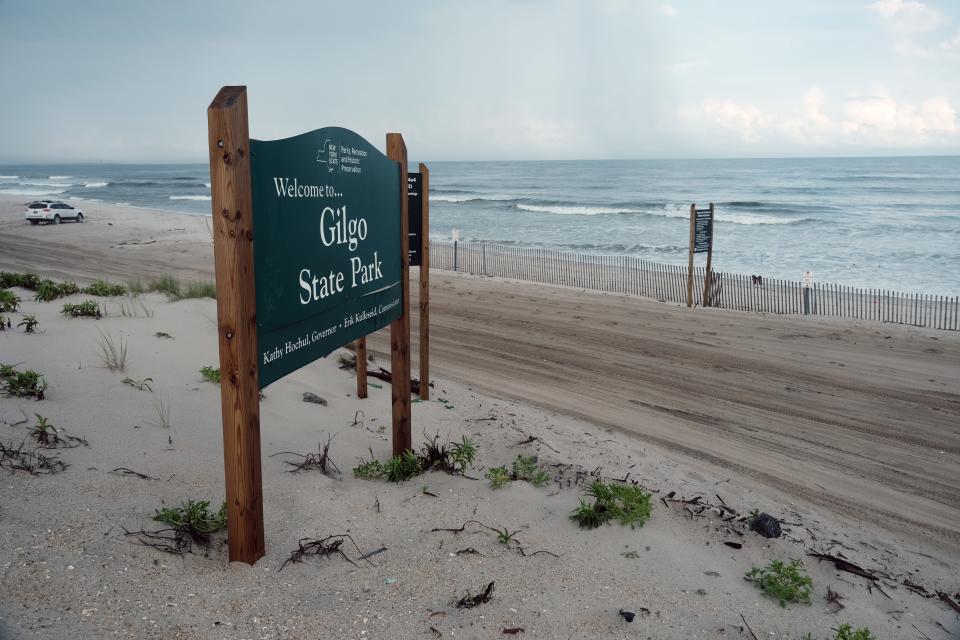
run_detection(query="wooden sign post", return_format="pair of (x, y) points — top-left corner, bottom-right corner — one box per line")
(207, 86), (265, 565)
(701, 203), (715, 306)
(407, 165), (430, 401)
(387, 134), (412, 455)
(418, 164), (429, 401)
(207, 85), (412, 564)
(687, 203), (715, 307)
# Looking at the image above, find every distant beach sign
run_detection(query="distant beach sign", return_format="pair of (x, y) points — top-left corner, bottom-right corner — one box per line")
(407, 172), (423, 267)
(250, 127), (403, 387)
(693, 208), (713, 253)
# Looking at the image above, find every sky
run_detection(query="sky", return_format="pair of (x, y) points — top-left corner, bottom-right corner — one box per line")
(0, 0), (958, 162)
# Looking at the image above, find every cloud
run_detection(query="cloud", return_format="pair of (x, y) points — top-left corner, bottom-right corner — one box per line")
(867, 0), (955, 58)
(867, 0), (946, 32)
(657, 4), (678, 17)
(942, 30), (960, 51)
(677, 86), (958, 148)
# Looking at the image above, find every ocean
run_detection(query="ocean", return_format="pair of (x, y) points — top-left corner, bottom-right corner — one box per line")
(2, 156), (957, 295)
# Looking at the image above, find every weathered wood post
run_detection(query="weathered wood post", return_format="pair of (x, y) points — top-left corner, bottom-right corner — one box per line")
(355, 337), (368, 398)
(207, 86), (265, 565)
(388, 134), (412, 455)
(686, 204), (696, 307)
(418, 163), (430, 401)
(702, 202), (715, 306)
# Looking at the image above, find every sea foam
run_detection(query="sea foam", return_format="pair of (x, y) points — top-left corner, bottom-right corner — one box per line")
(0, 188), (66, 196)
(84, 182), (108, 188)
(170, 195), (212, 201)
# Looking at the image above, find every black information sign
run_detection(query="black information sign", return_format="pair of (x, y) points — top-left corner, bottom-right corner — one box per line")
(407, 172), (423, 267)
(694, 208), (713, 254)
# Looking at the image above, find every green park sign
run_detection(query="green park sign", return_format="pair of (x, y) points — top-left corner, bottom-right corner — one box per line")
(250, 128), (403, 387)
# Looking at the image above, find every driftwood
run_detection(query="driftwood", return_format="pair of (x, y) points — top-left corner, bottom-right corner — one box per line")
(0, 440), (67, 475)
(280, 534), (372, 571)
(807, 551), (878, 581)
(456, 581), (494, 609)
(366, 367), (432, 395)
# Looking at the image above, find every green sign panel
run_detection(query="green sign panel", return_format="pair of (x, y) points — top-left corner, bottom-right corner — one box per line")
(250, 128), (403, 388)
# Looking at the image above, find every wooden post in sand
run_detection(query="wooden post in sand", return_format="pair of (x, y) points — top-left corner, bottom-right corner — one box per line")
(388, 134), (412, 455)
(355, 337), (368, 398)
(702, 203), (715, 306)
(418, 163), (430, 400)
(686, 204), (696, 307)
(206, 86), (265, 565)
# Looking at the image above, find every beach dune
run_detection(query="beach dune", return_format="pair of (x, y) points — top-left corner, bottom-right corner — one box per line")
(1, 195), (958, 639)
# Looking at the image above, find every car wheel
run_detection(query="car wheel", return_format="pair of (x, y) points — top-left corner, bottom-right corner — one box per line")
(53, 215), (61, 225)
(76, 213), (84, 223)
(29, 220), (39, 225)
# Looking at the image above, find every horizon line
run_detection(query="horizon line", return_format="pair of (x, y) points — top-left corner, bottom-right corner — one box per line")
(2, 152), (960, 166)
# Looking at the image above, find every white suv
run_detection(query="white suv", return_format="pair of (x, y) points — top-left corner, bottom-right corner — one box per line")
(25, 201), (84, 225)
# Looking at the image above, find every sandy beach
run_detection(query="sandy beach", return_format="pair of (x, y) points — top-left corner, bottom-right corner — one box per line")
(1, 195), (958, 639)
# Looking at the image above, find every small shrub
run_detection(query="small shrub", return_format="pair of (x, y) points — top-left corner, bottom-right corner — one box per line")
(0, 272), (41, 290)
(487, 454), (551, 489)
(83, 279), (126, 297)
(486, 466), (511, 489)
(28, 414), (59, 446)
(199, 366), (221, 384)
(493, 526), (520, 545)
(0, 365), (48, 399)
(62, 300), (101, 318)
(154, 499), (227, 535)
(0, 289), (20, 312)
(450, 436), (477, 473)
(353, 458), (386, 480)
(34, 280), (61, 302)
(18, 314), (39, 333)
(512, 455), (550, 486)
(834, 624), (875, 640)
(570, 480), (652, 529)
(96, 329), (128, 372)
(384, 450), (422, 482)
(745, 559), (813, 607)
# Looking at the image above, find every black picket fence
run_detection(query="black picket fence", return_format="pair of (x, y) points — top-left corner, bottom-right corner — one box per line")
(429, 240), (959, 331)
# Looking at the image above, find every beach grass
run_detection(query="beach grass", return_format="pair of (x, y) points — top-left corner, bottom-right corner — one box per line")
(96, 329), (128, 372)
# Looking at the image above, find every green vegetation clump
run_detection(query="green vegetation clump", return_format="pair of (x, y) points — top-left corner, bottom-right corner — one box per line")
(353, 458), (386, 480)
(834, 624), (875, 640)
(486, 454), (551, 489)
(154, 499), (227, 535)
(0, 272), (41, 290)
(83, 279), (127, 297)
(0, 364), (48, 399)
(486, 465), (511, 489)
(570, 480), (652, 529)
(383, 450), (423, 482)
(745, 559), (813, 607)
(199, 366), (221, 384)
(28, 414), (59, 446)
(180, 280), (216, 299)
(148, 274), (216, 300)
(62, 300), (102, 318)
(0, 289), (20, 312)
(18, 314), (39, 333)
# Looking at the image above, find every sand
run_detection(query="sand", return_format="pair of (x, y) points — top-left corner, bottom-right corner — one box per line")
(0, 195), (958, 639)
